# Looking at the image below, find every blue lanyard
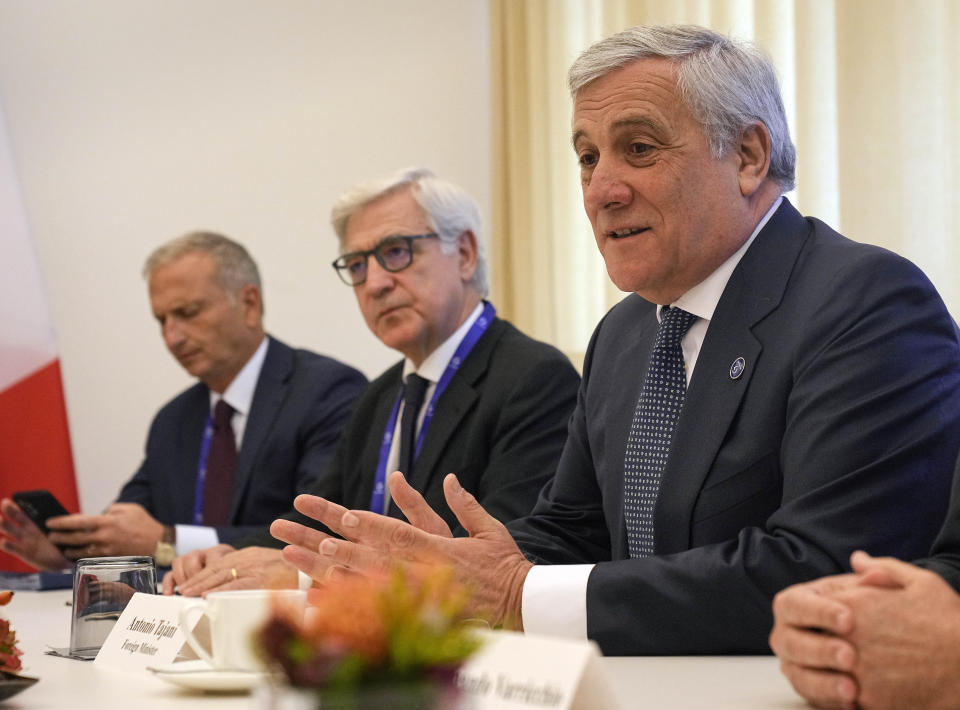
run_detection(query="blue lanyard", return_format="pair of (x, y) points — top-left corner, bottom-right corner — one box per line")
(369, 302), (496, 513)
(192, 415), (215, 525)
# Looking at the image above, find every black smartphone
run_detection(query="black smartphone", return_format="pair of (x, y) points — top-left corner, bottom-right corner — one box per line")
(12, 489), (71, 535)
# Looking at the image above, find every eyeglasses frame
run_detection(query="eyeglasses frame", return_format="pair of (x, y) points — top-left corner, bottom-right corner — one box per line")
(331, 232), (440, 286)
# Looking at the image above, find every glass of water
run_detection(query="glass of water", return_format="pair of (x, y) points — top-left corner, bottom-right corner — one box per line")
(70, 556), (157, 659)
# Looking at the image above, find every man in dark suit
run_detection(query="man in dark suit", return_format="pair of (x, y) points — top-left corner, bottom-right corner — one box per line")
(273, 25), (960, 654)
(0, 232), (366, 569)
(770, 461), (960, 710)
(162, 169), (579, 595)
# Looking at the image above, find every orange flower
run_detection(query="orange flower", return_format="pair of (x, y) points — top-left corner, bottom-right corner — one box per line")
(257, 565), (481, 690)
(305, 573), (389, 664)
(0, 617), (23, 673)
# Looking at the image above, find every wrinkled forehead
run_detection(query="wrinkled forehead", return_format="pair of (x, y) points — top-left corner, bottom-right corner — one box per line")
(341, 188), (432, 253)
(571, 57), (687, 135)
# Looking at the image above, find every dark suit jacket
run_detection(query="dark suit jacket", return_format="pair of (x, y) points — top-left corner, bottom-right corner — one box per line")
(117, 336), (367, 545)
(509, 199), (960, 654)
(918, 455), (960, 592)
(242, 317), (580, 546)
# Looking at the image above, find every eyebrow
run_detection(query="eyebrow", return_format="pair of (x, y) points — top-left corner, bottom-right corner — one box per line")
(339, 233), (423, 258)
(571, 115), (665, 149)
(340, 234), (402, 256)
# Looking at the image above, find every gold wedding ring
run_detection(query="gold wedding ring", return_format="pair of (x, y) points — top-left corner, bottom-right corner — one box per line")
(230, 567), (238, 579)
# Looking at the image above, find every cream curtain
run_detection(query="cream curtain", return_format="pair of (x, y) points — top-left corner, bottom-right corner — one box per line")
(490, 0), (960, 364)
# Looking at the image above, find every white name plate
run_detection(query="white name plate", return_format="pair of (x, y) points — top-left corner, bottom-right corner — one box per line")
(456, 631), (621, 710)
(94, 593), (198, 672)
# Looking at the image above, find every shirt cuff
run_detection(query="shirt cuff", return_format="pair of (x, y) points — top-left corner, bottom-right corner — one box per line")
(297, 570), (313, 590)
(521, 564), (593, 638)
(175, 524), (219, 556)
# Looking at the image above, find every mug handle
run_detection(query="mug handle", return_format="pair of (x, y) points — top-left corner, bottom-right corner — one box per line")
(178, 601), (215, 667)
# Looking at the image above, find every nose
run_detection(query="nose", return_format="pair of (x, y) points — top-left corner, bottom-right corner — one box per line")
(162, 318), (186, 351)
(583, 156), (632, 213)
(360, 255), (395, 297)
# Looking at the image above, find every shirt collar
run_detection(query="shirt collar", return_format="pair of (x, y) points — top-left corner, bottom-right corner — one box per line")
(402, 301), (485, 383)
(211, 336), (269, 415)
(660, 196), (783, 323)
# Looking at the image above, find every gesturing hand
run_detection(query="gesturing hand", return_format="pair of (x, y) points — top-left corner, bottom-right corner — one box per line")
(290, 472), (533, 628)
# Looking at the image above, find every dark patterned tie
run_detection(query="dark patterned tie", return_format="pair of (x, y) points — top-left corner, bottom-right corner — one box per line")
(397, 374), (429, 477)
(202, 399), (236, 526)
(624, 306), (698, 557)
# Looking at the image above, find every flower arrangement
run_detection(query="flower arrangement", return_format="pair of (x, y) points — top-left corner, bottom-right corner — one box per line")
(0, 591), (23, 673)
(257, 565), (482, 709)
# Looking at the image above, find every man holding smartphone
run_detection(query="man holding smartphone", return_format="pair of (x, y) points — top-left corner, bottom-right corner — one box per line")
(0, 232), (366, 570)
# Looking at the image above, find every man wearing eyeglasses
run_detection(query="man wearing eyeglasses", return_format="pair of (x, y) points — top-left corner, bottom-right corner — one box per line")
(162, 168), (580, 595)
(258, 25), (960, 657)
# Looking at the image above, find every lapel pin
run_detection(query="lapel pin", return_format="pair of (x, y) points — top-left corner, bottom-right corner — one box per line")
(729, 357), (746, 380)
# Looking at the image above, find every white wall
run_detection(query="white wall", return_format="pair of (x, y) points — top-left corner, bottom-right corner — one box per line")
(0, 0), (492, 511)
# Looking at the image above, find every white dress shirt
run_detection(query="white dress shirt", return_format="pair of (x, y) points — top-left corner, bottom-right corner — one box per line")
(175, 336), (269, 555)
(378, 301), (486, 513)
(521, 198), (782, 638)
(296, 303), (486, 590)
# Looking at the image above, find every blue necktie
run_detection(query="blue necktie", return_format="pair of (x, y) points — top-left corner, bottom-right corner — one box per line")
(624, 306), (697, 558)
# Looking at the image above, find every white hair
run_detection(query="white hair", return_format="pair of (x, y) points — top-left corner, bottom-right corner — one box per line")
(569, 24), (796, 191)
(143, 231), (263, 313)
(330, 167), (488, 296)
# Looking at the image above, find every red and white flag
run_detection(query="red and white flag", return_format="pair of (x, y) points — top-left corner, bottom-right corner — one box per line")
(0, 99), (79, 571)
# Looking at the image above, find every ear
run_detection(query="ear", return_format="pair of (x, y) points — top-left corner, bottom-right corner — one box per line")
(736, 122), (771, 197)
(456, 230), (479, 283)
(239, 283), (263, 326)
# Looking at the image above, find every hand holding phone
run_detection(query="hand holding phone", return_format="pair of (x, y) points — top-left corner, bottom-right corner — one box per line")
(11, 489), (70, 535)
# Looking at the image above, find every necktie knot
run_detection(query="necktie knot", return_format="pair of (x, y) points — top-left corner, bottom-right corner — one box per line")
(655, 306), (697, 350)
(213, 399), (234, 431)
(403, 374), (430, 415)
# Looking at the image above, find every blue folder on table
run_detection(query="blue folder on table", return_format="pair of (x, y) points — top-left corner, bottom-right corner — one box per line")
(0, 570), (73, 590)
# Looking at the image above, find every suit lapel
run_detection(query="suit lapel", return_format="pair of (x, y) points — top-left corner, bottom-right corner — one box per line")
(180, 386), (210, 522)
(654, 200), (811, 554)
(357, 368), (404, 510)
(401, 319), (504, 500)
(230, 337), (293, 520)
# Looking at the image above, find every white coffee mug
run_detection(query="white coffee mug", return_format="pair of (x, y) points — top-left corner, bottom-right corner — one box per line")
(178, 589), (306, 671)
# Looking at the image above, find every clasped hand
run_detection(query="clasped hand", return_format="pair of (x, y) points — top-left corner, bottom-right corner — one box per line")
(161, 545), (298, 596)
(769, 550), (960, 710)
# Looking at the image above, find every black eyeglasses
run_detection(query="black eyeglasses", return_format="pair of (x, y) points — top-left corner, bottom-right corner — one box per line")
(331, 233), (439, 286)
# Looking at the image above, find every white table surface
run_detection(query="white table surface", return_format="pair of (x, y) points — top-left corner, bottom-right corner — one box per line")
(3, 589), (805, 709)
